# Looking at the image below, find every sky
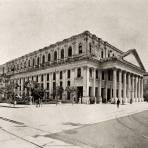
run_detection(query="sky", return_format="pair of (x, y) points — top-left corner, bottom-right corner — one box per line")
(0, 0), (148, 71)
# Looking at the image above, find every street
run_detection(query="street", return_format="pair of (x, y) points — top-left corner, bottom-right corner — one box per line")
(0, 102), (148, 148)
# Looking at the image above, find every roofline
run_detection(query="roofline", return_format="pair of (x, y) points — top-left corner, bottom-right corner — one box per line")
(5, 30), (124, 64)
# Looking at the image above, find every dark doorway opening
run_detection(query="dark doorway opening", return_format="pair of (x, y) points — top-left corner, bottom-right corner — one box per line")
(101, 88), (106, 103)
(67, 92), (70, 100)
(107, 88), (111, 102)
(77, 87), (83, 103)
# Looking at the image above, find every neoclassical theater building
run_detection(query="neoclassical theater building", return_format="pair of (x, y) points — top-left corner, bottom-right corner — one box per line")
(0, 31), (146, 103)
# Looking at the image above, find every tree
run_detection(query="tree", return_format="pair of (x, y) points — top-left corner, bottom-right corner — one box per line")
(30, 81), (45, 105)
(1, 81), (19, 103)
(65, 86), (77, 104)
(56, 86), (64, 100)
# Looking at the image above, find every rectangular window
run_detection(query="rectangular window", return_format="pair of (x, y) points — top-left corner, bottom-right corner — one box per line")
(41, 83), (44, 89)
(67, 81), (70, 86)
(60, 81), (63, 87)
(77, 68), (81, 78)
(96, 70), (98, 79)
(108, 70), (111, 81)
(41, 75), (44, 82)
(102, 71), (104, 80)
(67, 70), (70, 78)
(47, 83), (49, 89)
(60, 71), (63, 79)
(47, 74), (49, 81)
(89, 68), (92, 78)
(53, 72), (56, 80)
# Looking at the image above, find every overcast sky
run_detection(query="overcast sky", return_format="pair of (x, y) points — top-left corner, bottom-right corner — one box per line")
(0, 0), (148, 71)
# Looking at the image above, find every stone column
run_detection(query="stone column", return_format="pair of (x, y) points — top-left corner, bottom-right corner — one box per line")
(113, 68), (117, 103)
(83, 66), (89, 104)
(131, 75), (135, 102)
(138, 76), (141, 102)
(92, 68), (96, 103)
(105, 70), (108, 103)
(141, 77), (144, 101)
(49, 72), (52, 97)
(127, 73), (131, 103)
(98, 70), (102, 103)
(118, 70), (122, 103)
(43, 74), (46, 89)
(135, 76), (138, 102)
(71, 68), (75, 86)
(123, 71), (127, 103)
(63, 70), (66, 90)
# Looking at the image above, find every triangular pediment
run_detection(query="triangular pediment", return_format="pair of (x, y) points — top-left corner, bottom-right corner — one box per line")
(123, 53), (141, 67)
(121, 49), (145, 71)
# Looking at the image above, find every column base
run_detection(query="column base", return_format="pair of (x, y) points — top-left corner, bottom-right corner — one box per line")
(82, 96), (90, 104)
(97, 96), (102, 104)
(122, 98), (128, 104)
(119, 98), (122, 104)
(132, 98), (135, 102)
(138, 98), (141, 102)
(141, 98), (144, 102)
(111, 97), (118, 104)
(135, 98), (138, 102)
(127, 98), (131, 103)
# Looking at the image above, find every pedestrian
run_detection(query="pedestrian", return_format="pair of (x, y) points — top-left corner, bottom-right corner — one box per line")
(130, 99), (132, 104)
(117, 99), (120, 108)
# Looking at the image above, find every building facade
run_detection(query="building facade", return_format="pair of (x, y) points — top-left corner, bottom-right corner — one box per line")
(0, 31), (146, 103)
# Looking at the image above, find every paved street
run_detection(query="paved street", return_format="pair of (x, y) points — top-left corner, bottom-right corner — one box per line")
(0, 102), (148, 148)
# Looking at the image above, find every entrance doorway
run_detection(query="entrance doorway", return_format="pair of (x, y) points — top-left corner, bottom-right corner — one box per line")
(107, 89), (111, 102)
(77, 87), (83, 103)
(101, 88), (106, 103)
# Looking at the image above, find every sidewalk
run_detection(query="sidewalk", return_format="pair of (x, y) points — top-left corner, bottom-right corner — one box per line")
(0, 103), (29, 108)
(0, 102), (148, 148)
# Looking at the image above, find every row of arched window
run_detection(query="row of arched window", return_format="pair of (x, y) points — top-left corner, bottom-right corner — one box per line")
(8, 42), (96, 73)
(8, 43), (85, 72)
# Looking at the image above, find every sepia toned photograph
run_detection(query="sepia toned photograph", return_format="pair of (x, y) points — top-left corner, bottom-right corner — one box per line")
(0, 0), (148, 148)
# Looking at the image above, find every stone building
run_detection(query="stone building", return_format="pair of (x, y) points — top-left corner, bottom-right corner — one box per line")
(0, 31), (146, 103)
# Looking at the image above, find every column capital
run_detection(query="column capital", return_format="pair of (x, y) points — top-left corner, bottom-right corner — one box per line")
(83, 66), (88, 70)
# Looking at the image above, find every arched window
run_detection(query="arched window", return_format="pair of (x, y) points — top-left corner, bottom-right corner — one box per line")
(77, 68), (81, 78)
(101, 50), (104, 58)
(48, 53), (51, 61)
(28, 60), (30, 67)
(32, 58), (35, 66)
(42, 55), (45, 64)
(37, 57), (40, 65)
(68, 46), (72, 57)
(24, 61), (26, 68)
(78, 43), (82, 54)
(108, 51), (110, 57)
(20, 63), (22, 69)
(89, 43), (92, 53)
(61, 49), (64, 59)
(17, 64), (19, 70)
(54, 51), (57, 61)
